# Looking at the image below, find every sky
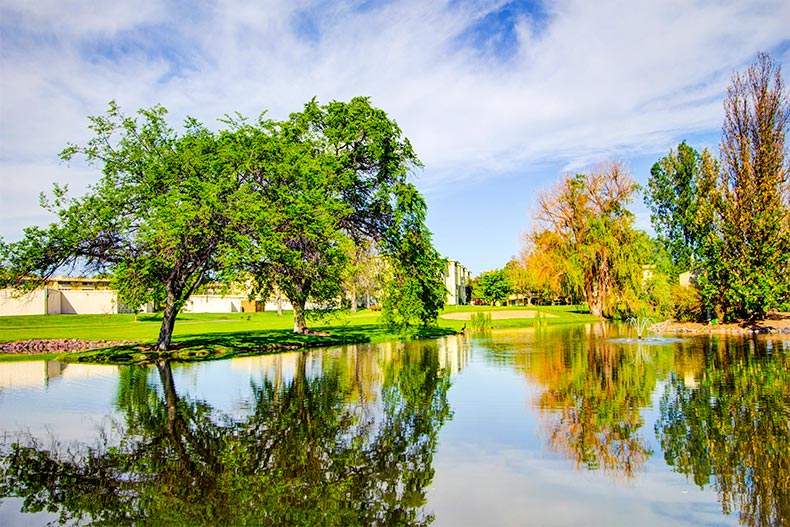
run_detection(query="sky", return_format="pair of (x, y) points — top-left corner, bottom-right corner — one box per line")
(1, 0), (789, 276)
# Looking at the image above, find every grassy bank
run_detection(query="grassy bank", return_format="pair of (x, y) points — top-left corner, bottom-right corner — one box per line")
(0, 305), (596, 363)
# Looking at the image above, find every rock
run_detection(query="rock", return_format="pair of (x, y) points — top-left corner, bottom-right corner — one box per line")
(0, 339), (137, 354)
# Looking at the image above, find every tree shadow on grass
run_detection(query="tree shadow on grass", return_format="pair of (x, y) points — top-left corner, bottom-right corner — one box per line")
(61, 324), (456, 365)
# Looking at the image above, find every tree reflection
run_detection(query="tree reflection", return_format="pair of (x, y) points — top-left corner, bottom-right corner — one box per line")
(535, 326), (669, 479)
(656, 336), (790, 527)
(487, 325), (671, 480)
(1, 342), (452, 526)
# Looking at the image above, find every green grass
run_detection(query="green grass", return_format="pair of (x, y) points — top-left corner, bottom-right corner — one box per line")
(0, 305), (596, 364)
(436, 304), (597, 330)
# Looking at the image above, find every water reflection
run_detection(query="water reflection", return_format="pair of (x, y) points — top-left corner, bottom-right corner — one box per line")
(1, 340), (455, 526)
(474, 325), (790, 527)
(656, 335), (790, 527)
(0, 360), (68, 389)
(2, 329), (788, 527)
(479, 324), (671, 480)
(530, 329), (668, 480)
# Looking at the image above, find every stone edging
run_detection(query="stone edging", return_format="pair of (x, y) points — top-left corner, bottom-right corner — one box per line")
(0, 339), (137, 354)
(651, 321), (790, 336)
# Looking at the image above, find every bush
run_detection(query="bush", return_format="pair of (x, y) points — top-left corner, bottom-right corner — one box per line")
(671, 285), (704, 322)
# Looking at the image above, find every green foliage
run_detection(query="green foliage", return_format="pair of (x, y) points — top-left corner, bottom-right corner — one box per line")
(609, 233), (675, 320)
(228, 97), (432, 334)
(651, 54), (790, 321)
(670, 284), (704, 322)
(474, 269), (513, 306)
(644, 141), (707, 276)
(708, 53), (790, 320)
(380, 185), (447, 336)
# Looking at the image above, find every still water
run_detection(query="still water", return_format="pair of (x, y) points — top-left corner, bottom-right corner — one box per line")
(0, 323), (788, 526)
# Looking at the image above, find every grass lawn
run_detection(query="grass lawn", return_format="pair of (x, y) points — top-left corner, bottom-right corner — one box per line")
(0, 305), (596, 363)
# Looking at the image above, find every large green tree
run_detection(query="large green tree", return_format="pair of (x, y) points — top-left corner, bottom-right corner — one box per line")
(237, 97), (444, 334)
(0, 102), (249, 350)
(1, 96), (446, 344)
(473, 269), (513, 306)
(644, 141), (708, 275)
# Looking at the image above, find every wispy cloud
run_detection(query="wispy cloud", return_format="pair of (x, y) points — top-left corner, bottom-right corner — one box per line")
(1, 0), (789, 268)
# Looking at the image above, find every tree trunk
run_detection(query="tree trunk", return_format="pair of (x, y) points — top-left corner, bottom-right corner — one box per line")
(293, 297), (308, 333)
(155, 294), (179, 351)
(350, 286), (357, 312)
(585, 279), (603, 318)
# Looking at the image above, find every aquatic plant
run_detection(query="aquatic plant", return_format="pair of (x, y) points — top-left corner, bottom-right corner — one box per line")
(469, 312), (492, 331)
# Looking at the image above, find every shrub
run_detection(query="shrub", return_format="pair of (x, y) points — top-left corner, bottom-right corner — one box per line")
(671, 285), (704, 322)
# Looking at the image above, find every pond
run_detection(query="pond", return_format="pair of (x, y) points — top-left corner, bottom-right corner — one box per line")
(0, 323), (788, 526)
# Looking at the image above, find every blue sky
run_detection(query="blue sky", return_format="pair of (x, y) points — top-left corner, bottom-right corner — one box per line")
(1, 0), (789, 275)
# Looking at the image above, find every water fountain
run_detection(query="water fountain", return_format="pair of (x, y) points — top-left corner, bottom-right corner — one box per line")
(606, 316), (683, 345)
(627, 316), (652, 339)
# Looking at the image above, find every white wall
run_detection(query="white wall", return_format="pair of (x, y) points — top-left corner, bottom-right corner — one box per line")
(2, 287), (300, 316)
(183, 294), (244, 313)
(58, 290), (119, 314)
(0, 288), (120, 315)
(0, 288), (46, 316)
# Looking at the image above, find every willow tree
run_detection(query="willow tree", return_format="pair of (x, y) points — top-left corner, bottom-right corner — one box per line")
(699, 52), (790, 320)
(528, 161), (640, 317)
(0, 102), (249, 351)
(521, 228), (582, 305)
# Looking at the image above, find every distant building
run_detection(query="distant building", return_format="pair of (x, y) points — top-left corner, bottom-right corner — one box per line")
(0, 276), (130, 316)
(445, 260), (471, 306)
(679, 269), (701, 288)
(2, 261), (474, 315)
(641, 264), (656, 284)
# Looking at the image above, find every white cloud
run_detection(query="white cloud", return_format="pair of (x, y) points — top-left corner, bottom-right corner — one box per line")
(1, 0), (789, 270)
(2, 0), (166, 35)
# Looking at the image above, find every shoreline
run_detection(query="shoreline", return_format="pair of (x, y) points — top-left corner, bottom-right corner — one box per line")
(4, 313), (790, 359)
(652, 314), (790, 336)
(0, 339), (138, 355)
